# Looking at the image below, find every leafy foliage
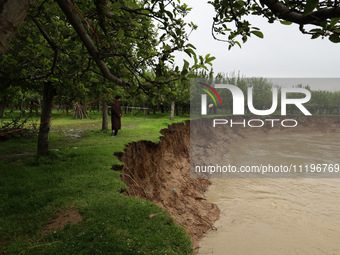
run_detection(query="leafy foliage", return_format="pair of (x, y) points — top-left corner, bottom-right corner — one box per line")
(0, 0), (215, 153)
(209, 0), (340, 48)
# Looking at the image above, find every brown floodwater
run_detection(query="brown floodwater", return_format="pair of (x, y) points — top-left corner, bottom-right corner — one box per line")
(199, 132), (340, 255)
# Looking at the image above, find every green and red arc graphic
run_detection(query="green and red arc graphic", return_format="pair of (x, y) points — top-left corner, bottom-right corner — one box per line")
(197, 82), (223, 106)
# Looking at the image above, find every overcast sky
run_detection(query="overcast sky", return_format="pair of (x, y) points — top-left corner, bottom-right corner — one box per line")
(174, 1), (340, 90)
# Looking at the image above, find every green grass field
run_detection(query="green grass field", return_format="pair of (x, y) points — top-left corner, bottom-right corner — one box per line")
(0, 110), (192, 254)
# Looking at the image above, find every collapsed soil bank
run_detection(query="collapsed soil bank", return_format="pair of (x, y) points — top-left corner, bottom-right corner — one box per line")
(115, 121), (219, 250)
(115, 116), (340, 250)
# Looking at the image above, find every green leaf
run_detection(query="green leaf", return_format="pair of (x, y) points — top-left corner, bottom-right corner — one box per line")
(251, 30), (264, 38)
(329, 34), (340, 43)
(304, 0), (319, 15)
(165, 10), (174, 20)
(234, 0), (245, 8)
(320, 20), (327, 28)
(280, 20), (293, 25)
(117, 28), (124, 39)
(140, 9), (151, 15)
(311, 34), (321, 39)
(186, 43), (196, 49)
(187, 73), (197, 78)
(310, 28), (323, 33)
(90, 77), (100, 83)
(235, 41), (242, 48)
(164, 45), (171, 51)
(181, 68), (189, 76)
(183, 59), (189, 70)
(193, 54), (198, 65)
(50, 78), (59, 82)
(184, 48), (195, 57)
(151, 97), (156, 105)
(205, 54), (216, 64)
(111, 2), (121, 9)
(330, 18), (340, 27)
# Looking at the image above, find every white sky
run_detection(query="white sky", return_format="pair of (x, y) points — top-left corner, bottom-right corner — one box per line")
(174, 1), (340, 90)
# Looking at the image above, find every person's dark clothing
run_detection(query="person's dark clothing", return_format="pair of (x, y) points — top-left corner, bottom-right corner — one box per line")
(111, 101), (122, 131)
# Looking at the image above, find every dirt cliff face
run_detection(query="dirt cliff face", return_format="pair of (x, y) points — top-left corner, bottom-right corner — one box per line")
(115, 121), (220, 250)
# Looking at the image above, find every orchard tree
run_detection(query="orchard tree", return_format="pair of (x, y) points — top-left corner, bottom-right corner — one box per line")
(0, 0), (211, 155)
(1, 1), (100, 154)
(209, 0), (340, 48)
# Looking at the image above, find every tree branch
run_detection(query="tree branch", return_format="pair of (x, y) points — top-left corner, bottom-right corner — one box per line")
(262, 0), (340, 25)
(56, 0), (132, 88)
(31, 17), (59, 80)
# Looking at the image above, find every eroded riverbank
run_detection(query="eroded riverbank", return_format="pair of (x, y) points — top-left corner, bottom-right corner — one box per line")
(115, 122), (219, 250)
(117, 116), (340, 251)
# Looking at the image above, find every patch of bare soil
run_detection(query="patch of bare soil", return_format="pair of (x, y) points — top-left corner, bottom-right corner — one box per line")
(42, 204), (83, 237)
(115, 121), (220, 250)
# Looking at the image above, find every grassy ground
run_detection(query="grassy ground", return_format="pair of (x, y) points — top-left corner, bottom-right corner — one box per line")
(0, 110), (192, 254)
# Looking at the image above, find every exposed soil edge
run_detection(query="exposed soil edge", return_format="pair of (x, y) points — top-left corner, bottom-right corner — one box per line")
(41, 204), (83, 237)
(116, 116), (340, 251)
(116, 120), (219, 250)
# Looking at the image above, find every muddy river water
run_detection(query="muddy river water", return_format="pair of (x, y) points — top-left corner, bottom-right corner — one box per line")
(199, 132), (340, 255)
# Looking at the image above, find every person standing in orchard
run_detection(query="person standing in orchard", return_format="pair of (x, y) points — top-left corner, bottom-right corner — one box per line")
(111, 95), (122, 137)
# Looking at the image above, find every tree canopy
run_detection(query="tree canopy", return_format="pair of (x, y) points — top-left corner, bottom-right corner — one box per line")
(209, 0), (340, 48)
(0, 0), (217, 154)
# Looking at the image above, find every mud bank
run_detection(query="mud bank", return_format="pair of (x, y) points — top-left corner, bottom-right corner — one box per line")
(115, 116), (340, 250)
(115, 121), (219, 250)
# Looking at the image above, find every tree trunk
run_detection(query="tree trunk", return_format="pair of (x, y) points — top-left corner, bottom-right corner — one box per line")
(131, 98), (135, 117)
(143, 101), (146, 120)
(0, 103), (5, 118)
(20, 99), (25, 117)
(175, 104), (179, 116)
(29, 100), (34, 114)
(0, 0), (31, 56)
(170, 101), (175, 120)
(102, 100), (108, 130)
(37, 82), (56, 155)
